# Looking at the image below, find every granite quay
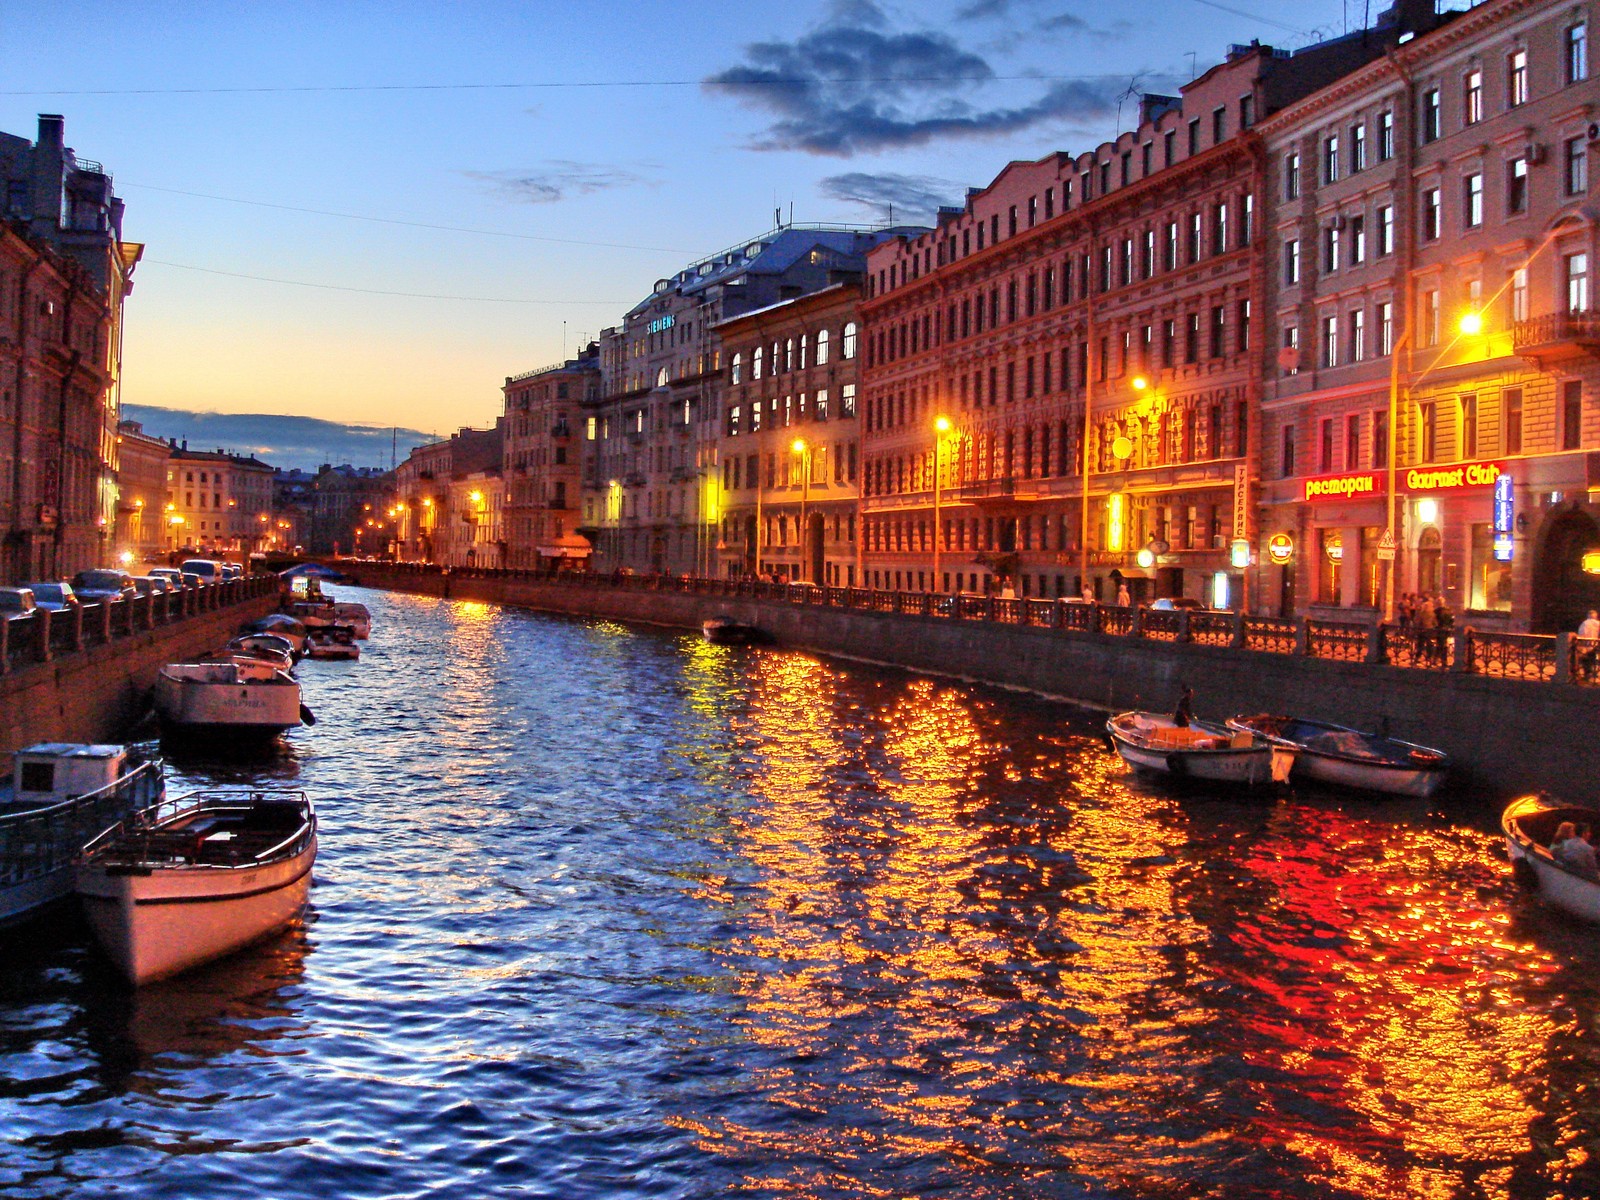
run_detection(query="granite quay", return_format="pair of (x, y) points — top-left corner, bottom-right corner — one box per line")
(349, 560), (1600, 799)
(0, 575), (280, 760)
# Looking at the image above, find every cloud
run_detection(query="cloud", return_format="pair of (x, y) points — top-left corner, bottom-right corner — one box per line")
(704, 2), (1121, 155)
(819, 172), (961, 222)
(463, 161), (652, 205)
(123, 406), (433, 473)
(955, 0), (1010, 17)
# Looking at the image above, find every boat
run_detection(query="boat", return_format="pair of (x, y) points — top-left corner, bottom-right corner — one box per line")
(287, 599), (337, 630)
(1106, 711), (1292, 786)
(305, 625), (360, 661)
(331, 602), (371, 639)
(248, 614), (308, 655)
(702, 616), (769, 645)
(226, 632), (299, 671)
(77, 789), (317, 985)
(0, 743), (164, 927)
(1227, 713), (1450, 798)
(1502, 794), (1600, 923)
(153, 661), (312, 743)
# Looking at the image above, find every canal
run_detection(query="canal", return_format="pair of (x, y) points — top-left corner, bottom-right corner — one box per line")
(2, 586), (1598, 1199)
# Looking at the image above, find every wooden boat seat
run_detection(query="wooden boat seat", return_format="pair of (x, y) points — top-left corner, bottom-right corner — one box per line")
(1142, 726), (1229, 751)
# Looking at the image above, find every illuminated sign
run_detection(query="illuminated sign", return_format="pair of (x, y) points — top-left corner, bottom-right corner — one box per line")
(1493, 474), (1515, 562)
(1304, 471), (1383, 502)
(1230, 537), (1251, 569)
(1405, 460), (1506, 491)
(648, 314), (676, 335)
(1584, 551), (1600, 576)
(1267, 533), (1294, 565)
(1324, 532), (1344, 563)
(1106, 493), (1126, 552)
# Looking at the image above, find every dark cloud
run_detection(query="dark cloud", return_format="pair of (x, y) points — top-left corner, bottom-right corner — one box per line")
(955, 0), (1010, 17)
(463, 162), (651, 205)
(704, 2), (1120, 155)
(819, 172), (961, 222)
(123, 406), (433, 473)
(1038, 13), (1091, 33)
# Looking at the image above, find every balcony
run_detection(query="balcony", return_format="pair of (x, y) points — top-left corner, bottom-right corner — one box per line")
(1513, 311), (1600, 368)
(957, 477), (1037, 503)
(623, 472), (647, 487)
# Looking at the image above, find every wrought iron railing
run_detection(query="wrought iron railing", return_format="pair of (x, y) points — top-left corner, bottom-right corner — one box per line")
(1140, 609), (1183, 642)
(1381, 626), (1451, 671)
(1308, 620), (1369, 662)
(1189, 611), (1236, 647)
(1244, 617), (1297, 655)
(1467, 629), (1557, 681)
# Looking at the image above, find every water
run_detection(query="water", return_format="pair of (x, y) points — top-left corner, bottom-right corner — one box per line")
(3, 586), (1599, 1199)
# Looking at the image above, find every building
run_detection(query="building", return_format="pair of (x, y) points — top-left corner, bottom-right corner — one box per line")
(856, 6), (1445, 605)
(307, 464), (393, 556)
(1259, 0), (1600, 632)
(163, 443), (276, 557)
(713, 282), (867, 583)
(585, 225), (918, 577)
(503, 347), (599, 570)
(112, 420), (170, 561)
(0, 114), (140, 582)
(392, 424), (502, 566)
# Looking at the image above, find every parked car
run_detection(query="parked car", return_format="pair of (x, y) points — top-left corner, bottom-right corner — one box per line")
(180, 558), (222, 583)
(23, 581), (79, 612)
(1150, 597), (1207, 611)
(0, 587), (37, 619)
(131, 576), (170, 596)
(148, 567), (186, 589)
(220, 562), (243, 580)
(180, 571), (203, 588)
(72, 570), (137, 603)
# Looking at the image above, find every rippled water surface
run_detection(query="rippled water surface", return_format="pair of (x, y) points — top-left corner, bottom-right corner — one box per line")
(3, 586), (1599, 1199)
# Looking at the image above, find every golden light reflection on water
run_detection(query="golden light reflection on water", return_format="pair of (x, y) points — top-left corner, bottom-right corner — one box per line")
(665, 645), (1600, 1198)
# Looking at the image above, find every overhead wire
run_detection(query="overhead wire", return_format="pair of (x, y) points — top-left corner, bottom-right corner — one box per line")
(143, 259), (623, 304)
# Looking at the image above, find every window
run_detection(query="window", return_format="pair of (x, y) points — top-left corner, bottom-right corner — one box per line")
(1378, 110), (1394, 160)
(1568, 21), (1589, 84)
(1284, 151), (1301, 199)
(1323, 133), (1340, 184)
(1508, 156), (1529, 213)
(1421, 188), (1441, 240)
(1419, 401), (1437, 462)
(1188, 118), (1200, 156)
(1464, 172), (1483, 227)
(842, 322), (858, 359)
(1284, 238), (1301, 285)
(1419, 288), (1441, 346)
(1210, 305), (1226, 358)
(1460, 393), (1478, 458)
(1185, 313), (1200, 363)
(1282, 325), (1300, 376)
(729, 352), (742, 384)
(1321, 315), (1339, 368)
(1213, 106), (1227, 144)
(1379, 301), (1394, 355)
(1240, 94), (1256, 129)
(1346, 414), (1361, 470)
(1351, 122), (1367, 172)
(1281, 424), (1297, 477)
(1504, 387), (1523, 454)
(1243, 193), (1254, 245)
(1350, 214), (1366, 264)
(816, 329), (830, 364)
(1377, 205), (1394, 256)
(1213, 202), (1228, 254)
(1324, 224), (1341, 272)
(1374, 410), (1389, 468)
(1164, 129), (1176, 166)
(1464, 68), (1483, 125)
(1566, 136), (1588, 195)
(1508, 49), (1528, 107)
(1421, 88), (1441, 142)
(1164, 222), (1179, 271)
(1568, 252), (1591, 312)
(752, 346), (763, 379)
(1350, 308), (1365, 362)
(1238, 299), (1251, 351)
(1188, 211), (1202, 264)
(1511, 266), (1529, 321)
(1563, 381), (1584, 450)
(1320, 417), (1336, 472)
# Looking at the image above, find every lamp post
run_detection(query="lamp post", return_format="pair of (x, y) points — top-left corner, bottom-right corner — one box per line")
(791, 438), (810, 582)
(932, 415), (952, 592)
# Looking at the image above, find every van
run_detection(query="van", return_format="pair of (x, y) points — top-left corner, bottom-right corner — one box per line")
(180, 559), (222, 583)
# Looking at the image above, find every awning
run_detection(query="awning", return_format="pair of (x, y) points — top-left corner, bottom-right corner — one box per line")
(537, 533), (593, 558)
(1109, 567), (1155, 579)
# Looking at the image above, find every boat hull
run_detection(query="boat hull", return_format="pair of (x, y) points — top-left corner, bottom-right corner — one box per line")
(78, 835), (316, 985)
(1502, 796), (1600, 924)
(154, 671), (302, 741)
(1292, 750), (1447, 798)
(1107, 714), (1280, 786)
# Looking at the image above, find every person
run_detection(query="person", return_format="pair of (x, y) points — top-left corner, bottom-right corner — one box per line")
(1172, 685), (1195, 728)
(1116, 581), (1131, 608)
(1081, 582), (1095, 604)
(1414, 594), (1437, 665)
(1551, 821), (1600, 880)
(1434, 593), (1454, 665)
(1579, 610), (1600, 682)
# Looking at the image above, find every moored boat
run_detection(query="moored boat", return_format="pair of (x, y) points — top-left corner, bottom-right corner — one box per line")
(0, 743), (164, 927)
(305, 625), (360, 661)
(702, 616), (768, 645)
(1226, 714), (1450, 797)
(77, 789), (317, 985)
(225, 633), (298, 672)
(331, 602), (371, 639)
(248, 614), (307, 655)
(1502, 794), (1600, 924)
(154, 661), (310, 743)
(1106, 711), (1290, 786)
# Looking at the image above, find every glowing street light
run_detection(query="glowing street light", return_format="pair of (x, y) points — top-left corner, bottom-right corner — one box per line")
(791, 439), (811, 582)
(932, 416), (956, 591)
(1459, 311), (1484, 336)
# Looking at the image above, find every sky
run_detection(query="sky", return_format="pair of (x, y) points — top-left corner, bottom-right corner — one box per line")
(6, 0), (1367, 439)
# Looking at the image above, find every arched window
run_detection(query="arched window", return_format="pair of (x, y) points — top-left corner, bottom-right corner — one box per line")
(799, 334), (808, 369)
(731, 352), (742, 384)
(785, 338), (795, 371)
(842, 322), (858, 359)
(816, 328), (831, 364)
(753, 347), (764, 380)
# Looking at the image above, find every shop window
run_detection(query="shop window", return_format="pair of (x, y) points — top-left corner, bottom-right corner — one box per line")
(1417, 526), (1443, 594)
(1470, 523), (1514, 611)
(1318, 529), (1343, 605)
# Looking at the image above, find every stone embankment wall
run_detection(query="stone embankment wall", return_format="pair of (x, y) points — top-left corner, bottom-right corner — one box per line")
(0, 579), (280, 763)
(354, 564), (1600, 800)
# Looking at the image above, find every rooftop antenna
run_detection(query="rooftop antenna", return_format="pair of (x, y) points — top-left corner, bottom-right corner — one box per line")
(562, 319), (567, 360)
(1187, 51), (1197, 80)
(789, 200), (794, 227)
(774, 205), (782, 229)
(391, 427), (396, 471)
(1115, 75), (1143, 132)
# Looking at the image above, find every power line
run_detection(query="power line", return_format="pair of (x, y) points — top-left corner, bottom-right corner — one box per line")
(2, 72), (1128, 98)
(143, 259), (623, 304)
(122, 183), (691, 254)
(1182, 0), (1315, 36)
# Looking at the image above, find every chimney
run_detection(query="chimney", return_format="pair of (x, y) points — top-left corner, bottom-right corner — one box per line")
(36, 114), (65, 150)
(181, 438), (188, 450)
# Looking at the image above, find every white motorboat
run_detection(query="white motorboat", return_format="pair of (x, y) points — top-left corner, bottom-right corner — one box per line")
(77, 789), (317, 985)
(154, 661), (311, 743)
(249, 614), (308, 655)
(305, 625), (360, 661)
(0, 743), (164, 927)
(331, 603), (371, 639)
(1106, 711), (1291, 787)
(228, 632), (300, 667)
(1226, 714), (1450, 797)
(1503, 795), (1600, 924)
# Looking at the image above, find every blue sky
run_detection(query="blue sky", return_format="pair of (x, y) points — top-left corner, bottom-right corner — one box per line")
(6, 0), (1360, 434)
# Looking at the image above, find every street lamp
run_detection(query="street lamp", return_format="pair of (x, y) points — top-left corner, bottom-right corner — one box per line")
(791, 438), (810, 582)
(932, 416), (954, 592)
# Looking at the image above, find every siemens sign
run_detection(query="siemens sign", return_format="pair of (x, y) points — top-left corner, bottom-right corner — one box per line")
(648, 315), (676, 335)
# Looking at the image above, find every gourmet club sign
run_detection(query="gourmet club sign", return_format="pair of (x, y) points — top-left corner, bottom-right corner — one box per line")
(1404, 460), (1506, 491)
(1303, 471), (1383, 502)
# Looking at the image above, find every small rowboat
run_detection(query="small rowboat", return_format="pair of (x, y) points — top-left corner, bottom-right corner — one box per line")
(1226, 714), (1450, 798)
(1106, 711), (1291, 786)
(1502, 794), (1600, 924)
(702, 616), (768, 646)
(77, 790), (317, 985)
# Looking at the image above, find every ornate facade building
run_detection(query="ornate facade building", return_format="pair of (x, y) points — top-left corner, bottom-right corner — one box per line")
(163, 444), (275, 556)
(112, 420), (170, 560)
(392, 424), (501, 566)
(503, 347), (598, 570)
(0, 114), (140, 582)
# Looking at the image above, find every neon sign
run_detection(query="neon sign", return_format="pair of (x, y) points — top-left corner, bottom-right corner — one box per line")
(1493, 474), (1514, 561)
(1267, 533), (1294, 565)
(1304, 471), (1383, 502)
(1405, 460), (1505, 491)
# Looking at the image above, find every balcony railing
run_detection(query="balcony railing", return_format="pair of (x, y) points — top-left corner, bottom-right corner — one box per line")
(1513, 311), (1600, 364)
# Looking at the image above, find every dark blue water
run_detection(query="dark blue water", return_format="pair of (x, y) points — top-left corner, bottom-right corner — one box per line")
(3, 586), (1599, 1199)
